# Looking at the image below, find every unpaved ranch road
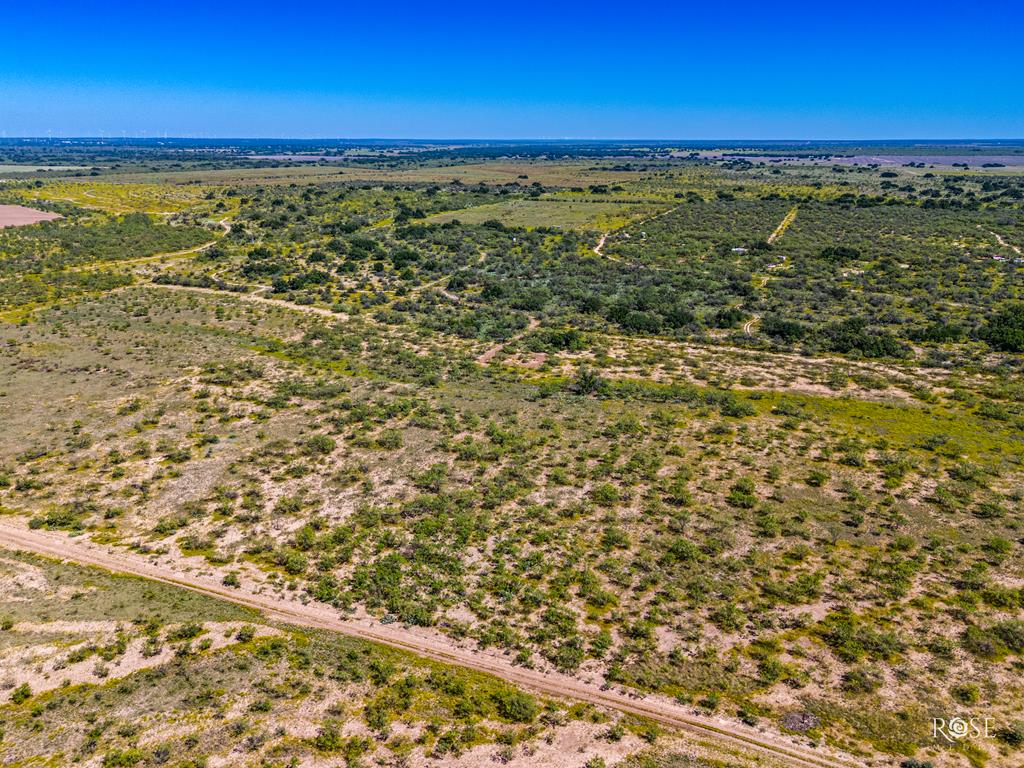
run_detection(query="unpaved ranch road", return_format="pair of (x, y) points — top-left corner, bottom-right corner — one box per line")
(0, 521), (863, 768)
(475, 316), (541, 365)
(767, 206), (798, 245)
(990, 229), (1023, 257)
(148, 282), (348, 320)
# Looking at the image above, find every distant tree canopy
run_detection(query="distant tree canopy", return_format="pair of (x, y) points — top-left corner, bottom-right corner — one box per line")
(980, 303), (1024, 352)
(819, 318), (907, 358)
(761, 314), (808, 342)
(908, 321), (965, 343)
(818, 245), (861, 263)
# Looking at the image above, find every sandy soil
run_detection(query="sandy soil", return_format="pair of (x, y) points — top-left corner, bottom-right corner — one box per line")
(410, 720), (643, 768)
(0, 204), (62, 228)
(476, 317), (541, 365)
(0, 520), (865, 768)
(148, 282), (348, 320)
(990, 229), (1023, 257)
(767, 206), (798, 245)
(0, 619), (276, 697)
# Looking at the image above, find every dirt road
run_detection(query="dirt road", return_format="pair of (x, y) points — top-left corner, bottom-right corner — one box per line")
(71, 217), (233, 274)
(990, 229), (1023, 257)
(0, 521), (861, 768)
(147, 282), (348, 320)
(68, 239), (219, 274)
(743, 213), (796, 336)
(592, 202), (682, 261)
(475, 316), (541, 365)
(767, 206), (798, 245)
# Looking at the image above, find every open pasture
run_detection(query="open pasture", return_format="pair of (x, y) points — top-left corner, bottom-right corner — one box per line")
(428, 197), (664, 230)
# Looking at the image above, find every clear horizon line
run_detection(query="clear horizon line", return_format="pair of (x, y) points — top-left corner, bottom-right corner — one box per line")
(3, 136), (1024, 143)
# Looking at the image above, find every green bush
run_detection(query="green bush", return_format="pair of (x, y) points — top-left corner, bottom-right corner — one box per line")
(102, 750), (144, 767)
(491, 689), (538, 723)
(980, 303), (1024, 352)
(10, 683), (31, 704)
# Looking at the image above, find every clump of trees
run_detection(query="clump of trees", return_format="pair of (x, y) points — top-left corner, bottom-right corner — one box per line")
(980, 303), (1024, 352)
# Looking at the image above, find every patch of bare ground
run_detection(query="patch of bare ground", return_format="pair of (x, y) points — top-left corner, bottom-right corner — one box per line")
(476, 317), (541, 365)
(506, 351), (549, 369)
(526, 339), (927, 402)
(0, 620), (277, 697)
(147, 282), (349, 320)
(0, 204), (62, 228)
(549, 333), (978, 402)
(411, 720), (644, 768)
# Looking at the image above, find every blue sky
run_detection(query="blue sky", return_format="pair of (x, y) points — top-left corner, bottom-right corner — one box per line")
(1, 0), (1021, 139)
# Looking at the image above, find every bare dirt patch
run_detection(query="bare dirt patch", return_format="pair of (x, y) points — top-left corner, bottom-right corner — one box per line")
(0, 619), (278, 697)
(0, 204), (62, 228)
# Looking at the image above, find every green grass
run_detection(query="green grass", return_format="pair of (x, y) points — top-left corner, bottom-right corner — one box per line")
(428, 198), (662, 230)
(0, 549), (256, 624)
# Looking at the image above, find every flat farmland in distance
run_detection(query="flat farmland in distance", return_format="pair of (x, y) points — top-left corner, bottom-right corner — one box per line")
(0, 165), (90, 174)
(71, 160), (647, 187)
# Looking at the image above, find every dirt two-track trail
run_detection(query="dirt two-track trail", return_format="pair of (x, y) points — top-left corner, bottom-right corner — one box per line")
(0, 522), (863, 768)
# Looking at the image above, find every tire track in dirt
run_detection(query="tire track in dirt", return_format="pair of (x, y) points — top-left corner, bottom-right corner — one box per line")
(767, 206), (798, 245)
(989, 229), (1022, 257)
(592, 202), (683, 261)
(475, 317), (541, 365)
(745, 207), (798, 335)
(146, 283), (348, 320)
(0, 521), (862, 768)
